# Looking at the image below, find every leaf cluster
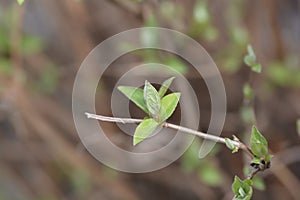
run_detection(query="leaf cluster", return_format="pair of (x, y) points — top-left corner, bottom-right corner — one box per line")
(118, 77), (180, 145)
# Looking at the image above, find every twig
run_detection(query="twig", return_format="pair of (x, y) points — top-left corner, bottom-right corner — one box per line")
(85, 112), (253, 156)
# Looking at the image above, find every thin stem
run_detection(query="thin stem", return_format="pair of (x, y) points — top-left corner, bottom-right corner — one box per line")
(85, 112), (246, 150)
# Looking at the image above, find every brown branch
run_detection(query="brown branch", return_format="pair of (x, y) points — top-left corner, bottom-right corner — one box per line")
(85, 112), (255, 157)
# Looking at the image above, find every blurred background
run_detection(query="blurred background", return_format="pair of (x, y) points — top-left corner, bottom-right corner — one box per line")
(1, 0), (300, 199)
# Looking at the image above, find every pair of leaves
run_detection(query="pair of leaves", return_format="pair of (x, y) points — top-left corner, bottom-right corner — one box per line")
(244, 45), (261, 73)
(118, 77), (180, 145)
(232, 176), (253, 200)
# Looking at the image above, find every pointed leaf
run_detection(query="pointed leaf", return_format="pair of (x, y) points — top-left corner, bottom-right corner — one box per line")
(250, 126), (268, 157)
(158, 77), (175, 98)
(159, 92), (180, 122)
(118, 86), (149, 114)
(133, 118), (159, 145)
(251, 63), (262, 73)
(144, 81), (161, 118)
(244, 44), (262, 73)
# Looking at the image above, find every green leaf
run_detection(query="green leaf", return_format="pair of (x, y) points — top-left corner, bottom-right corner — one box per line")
(244, 44), (262, 73)
(297, 119), (300, 137)
(159, 93), (180, 122)
(250, 126), (268, 157)
(158, 77), (175, 98)
(244, 55), (255, 67)
(238, 187), (246, 197)
(118, 86), (149, 114)
(225, 138), (235, 150)
(251, 63), (262, 73)
(17, 0), (24, 5)
(232, 176), (253, 200)
(133, 118), (159, 145)
(243, 83), (253, 100)
(232, 176), (243, 195)
(144, 81), (161, 118)
(244, 45), (256, 65)
(251, 157), (261, 164)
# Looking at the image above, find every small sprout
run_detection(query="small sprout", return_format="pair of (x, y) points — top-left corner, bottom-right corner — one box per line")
(225, 138), (238, 153)
(244, 44), (262, 73)
(232, 176), (253, 200)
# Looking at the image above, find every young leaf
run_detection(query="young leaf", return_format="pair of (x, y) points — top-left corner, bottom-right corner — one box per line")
(144, 81), (161, 118)
(118, 86), (149, 114)
(17, 0), (24, 5)
(238, 187), (246, 197)
(244, 44), (262, 73)
(225, 138), (235, 149)
(251, 63), (262, 73)
(158, 77), (175, 98)
(251, 157), (261, 165)
(225, 138), (238, 153)
(133, 118), (159, 145)
(159, 92), (180, 122)
(250, 126), (268, 158)
(232, 176), (253, 200)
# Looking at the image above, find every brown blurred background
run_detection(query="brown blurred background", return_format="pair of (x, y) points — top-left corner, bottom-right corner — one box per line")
(0, 0), (300, 199)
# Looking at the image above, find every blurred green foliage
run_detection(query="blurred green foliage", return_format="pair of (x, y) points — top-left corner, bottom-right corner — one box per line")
(0, 5), (59, 95)
(266, 59), (300, 88)
(181, 139), (222, 187)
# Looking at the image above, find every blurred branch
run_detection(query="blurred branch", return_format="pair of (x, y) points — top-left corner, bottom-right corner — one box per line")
(108, 0), (141, 17)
